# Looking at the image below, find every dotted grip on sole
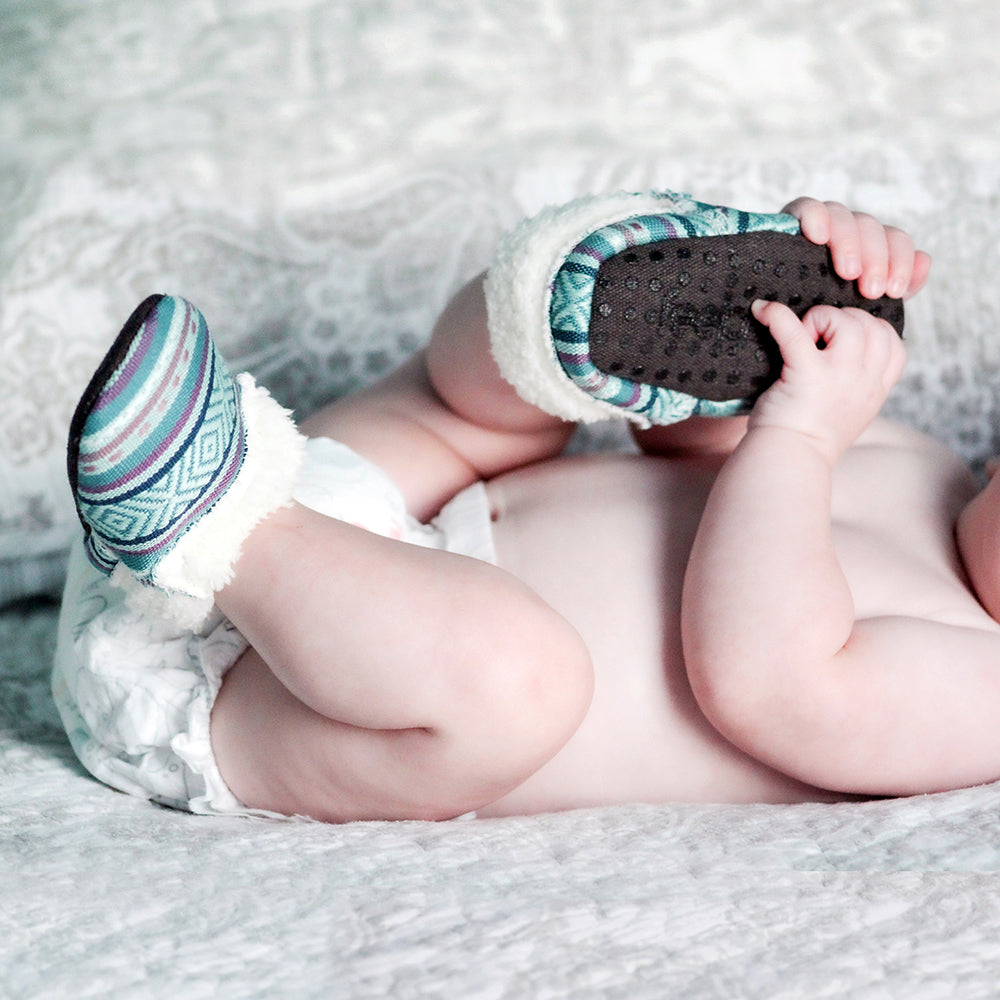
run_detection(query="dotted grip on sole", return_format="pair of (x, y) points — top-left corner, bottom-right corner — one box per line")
(587, 230), (905, 402)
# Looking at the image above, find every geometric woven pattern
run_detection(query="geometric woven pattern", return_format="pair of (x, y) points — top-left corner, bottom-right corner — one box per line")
(67, 295), (246, 581)
(549, 198), (802, 424)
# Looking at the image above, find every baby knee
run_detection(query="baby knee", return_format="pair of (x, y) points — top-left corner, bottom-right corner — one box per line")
(452, 605), (593, 796)
(487, 605), (593, 744)
(396, 623), (593, 821)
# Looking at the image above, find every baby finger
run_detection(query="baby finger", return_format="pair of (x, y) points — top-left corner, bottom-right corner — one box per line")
(855, 213), (890, 299)
(884, 227), (917, 299)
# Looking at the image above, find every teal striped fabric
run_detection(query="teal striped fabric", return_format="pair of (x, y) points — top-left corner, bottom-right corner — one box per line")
(69, 295), (246, 581)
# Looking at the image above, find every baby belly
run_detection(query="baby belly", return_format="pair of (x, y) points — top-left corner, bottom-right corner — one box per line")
(484, 456), (704, 667)
(478, 454), (837, 815)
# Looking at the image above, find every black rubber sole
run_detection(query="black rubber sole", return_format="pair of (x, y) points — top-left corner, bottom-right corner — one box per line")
(586, 230), (904, 402)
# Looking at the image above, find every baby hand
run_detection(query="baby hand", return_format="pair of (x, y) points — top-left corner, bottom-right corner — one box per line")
(782, 197), (931, 301)
(747, 300), (907, 464)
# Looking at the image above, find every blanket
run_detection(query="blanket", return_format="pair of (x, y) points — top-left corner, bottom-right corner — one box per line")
(4, 1), (1000, 996)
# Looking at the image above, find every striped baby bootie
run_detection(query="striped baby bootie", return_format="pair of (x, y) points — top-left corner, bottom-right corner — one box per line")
(68, 295), (305, 625)
(485, 190), (904, 427)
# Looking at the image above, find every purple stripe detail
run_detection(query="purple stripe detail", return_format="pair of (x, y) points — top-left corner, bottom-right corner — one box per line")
(621, 383), (643, 406)
(79, 327), (213, 496)
(557, 349), (592, 365)
(84, 309), (202, 465)
(95, 311), (160, 408)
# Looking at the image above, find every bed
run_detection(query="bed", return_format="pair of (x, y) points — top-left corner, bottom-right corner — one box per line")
(5, 1), (1000, 995)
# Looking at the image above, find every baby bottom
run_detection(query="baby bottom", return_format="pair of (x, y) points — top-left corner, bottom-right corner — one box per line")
(51, 437), (497, 817)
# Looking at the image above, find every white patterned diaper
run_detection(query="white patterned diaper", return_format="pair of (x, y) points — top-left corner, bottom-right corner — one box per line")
(52, 437), (496, 817)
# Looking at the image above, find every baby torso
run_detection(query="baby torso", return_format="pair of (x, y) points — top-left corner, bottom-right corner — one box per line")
(477, 418), (987, 816)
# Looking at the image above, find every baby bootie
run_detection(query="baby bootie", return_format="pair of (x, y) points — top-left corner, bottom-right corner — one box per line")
(484, 190), (904, 427)
(68, 294), (306, 626)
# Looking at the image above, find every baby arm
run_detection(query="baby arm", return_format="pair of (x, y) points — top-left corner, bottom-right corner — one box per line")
(685, 335), (1000, 797)
(682, 301), (907, 708)
(681, 206), (917, 782)
(683, 202), (919, 663)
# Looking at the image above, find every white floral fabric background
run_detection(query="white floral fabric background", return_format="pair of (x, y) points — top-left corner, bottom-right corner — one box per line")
(3, 0), (1000, 603)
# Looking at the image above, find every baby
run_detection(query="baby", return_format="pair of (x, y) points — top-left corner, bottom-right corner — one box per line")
(54, 189), (1000, 824)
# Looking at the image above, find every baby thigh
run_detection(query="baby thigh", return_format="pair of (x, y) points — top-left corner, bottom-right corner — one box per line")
(211, 557), (594, 824)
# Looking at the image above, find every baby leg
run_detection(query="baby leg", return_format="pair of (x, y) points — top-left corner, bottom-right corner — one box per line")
(301, 275), (575, 521)
(212, 278), (591, 821)
(67, 289), (591, 822)
(211, 501), (592, 822)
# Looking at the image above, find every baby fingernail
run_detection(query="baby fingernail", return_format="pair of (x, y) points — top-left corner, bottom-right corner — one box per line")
(862, 276), (885, 298)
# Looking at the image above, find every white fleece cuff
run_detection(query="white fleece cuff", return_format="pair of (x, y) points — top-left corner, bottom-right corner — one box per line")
(484, 191), (687, 426)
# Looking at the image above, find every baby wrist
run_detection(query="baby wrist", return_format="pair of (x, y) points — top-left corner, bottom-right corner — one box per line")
(743, 421), (842, 468)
